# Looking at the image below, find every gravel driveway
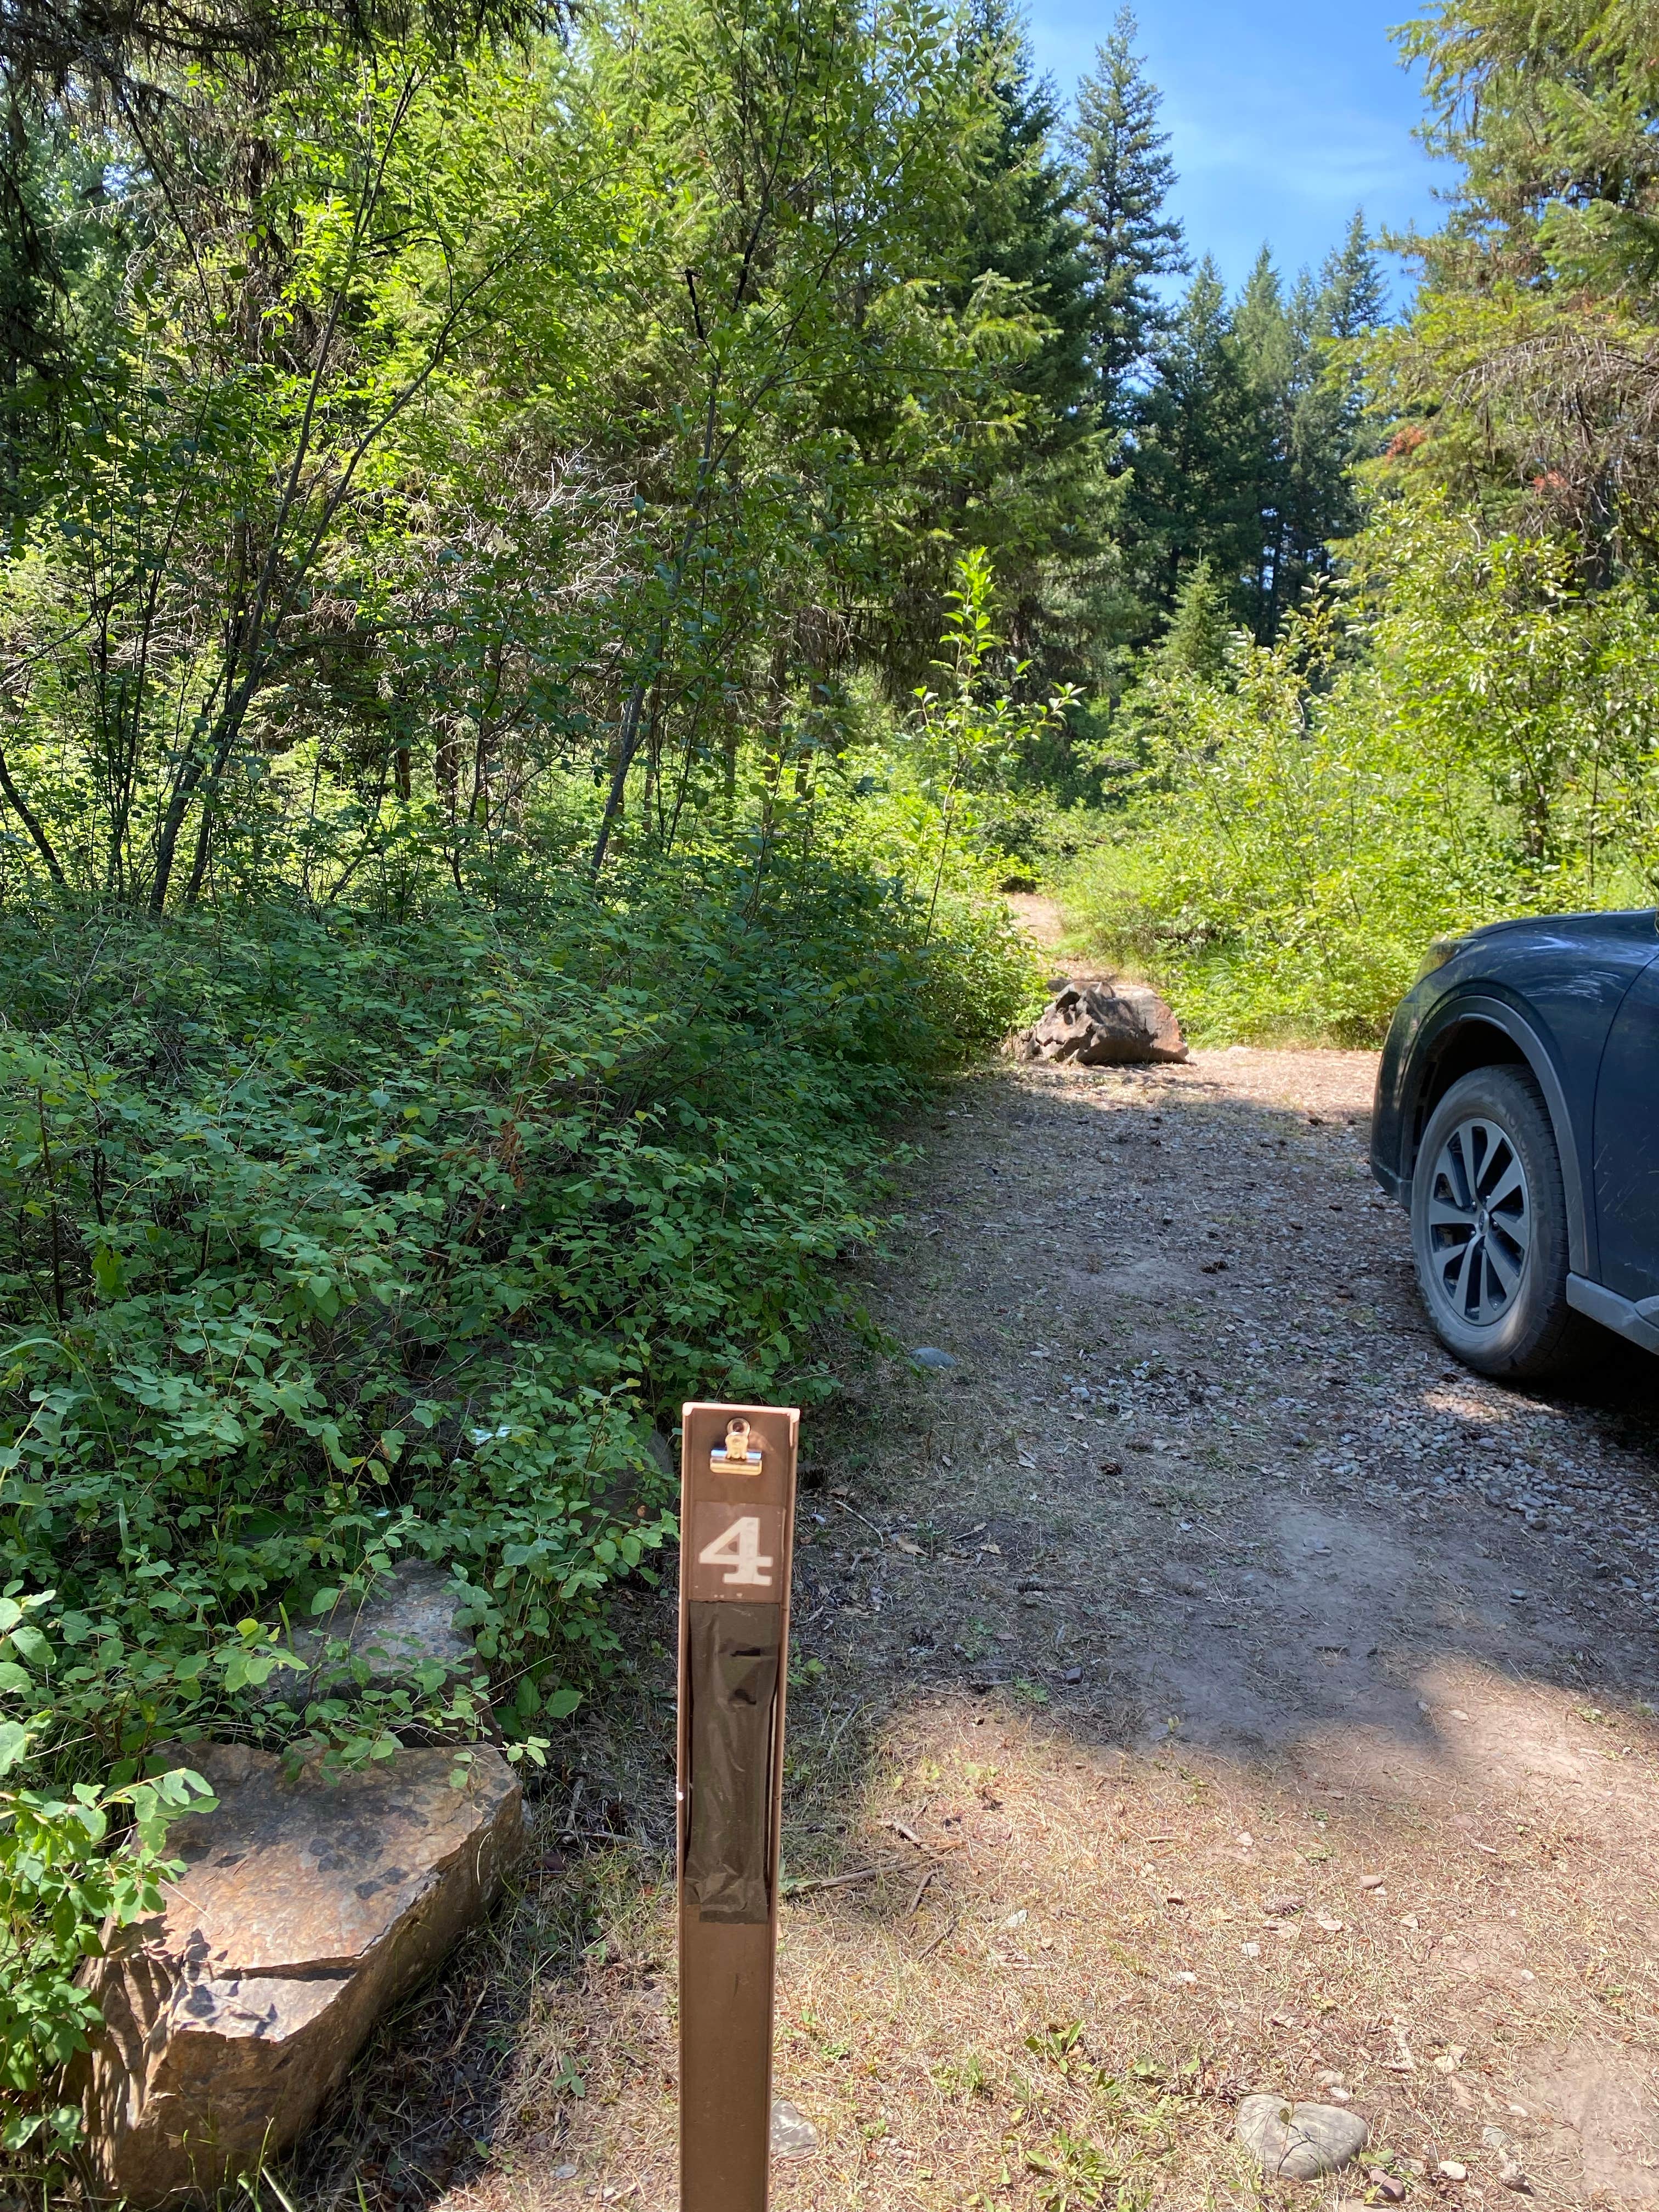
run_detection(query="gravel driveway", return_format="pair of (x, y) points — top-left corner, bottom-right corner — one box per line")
(872, 1049), (1659, 1752)
(302, 1046), (1659, 2212)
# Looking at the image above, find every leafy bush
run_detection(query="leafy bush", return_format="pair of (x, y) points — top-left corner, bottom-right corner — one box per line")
(1063, 515), (1659, 1044)
(0, 825), (1031, 2108)
(0, 1713), (213, 2154)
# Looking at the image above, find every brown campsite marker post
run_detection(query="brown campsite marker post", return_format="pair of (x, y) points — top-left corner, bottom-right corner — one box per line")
(676, 1400), (800, 2212)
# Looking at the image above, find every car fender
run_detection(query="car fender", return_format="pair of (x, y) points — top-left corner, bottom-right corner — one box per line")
(1403, 992), (1591, 1278)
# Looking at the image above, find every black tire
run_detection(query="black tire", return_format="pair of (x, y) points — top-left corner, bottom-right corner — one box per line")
(1410, 1065), (1598, 1381)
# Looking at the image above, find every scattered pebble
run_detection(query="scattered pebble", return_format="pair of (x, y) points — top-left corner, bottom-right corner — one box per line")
(770, 2100), (819, 2160)
(1439, 2159), (1469, 2181)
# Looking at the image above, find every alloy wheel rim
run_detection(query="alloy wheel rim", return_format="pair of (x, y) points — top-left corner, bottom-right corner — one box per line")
(1426, 1115), (1532, 1328)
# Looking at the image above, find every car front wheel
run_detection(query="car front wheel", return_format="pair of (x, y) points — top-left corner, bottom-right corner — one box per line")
(1410, 1065), (1595, 1381)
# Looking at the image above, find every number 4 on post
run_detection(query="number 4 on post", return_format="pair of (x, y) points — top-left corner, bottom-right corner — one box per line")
(697, 1514), (775, 1588)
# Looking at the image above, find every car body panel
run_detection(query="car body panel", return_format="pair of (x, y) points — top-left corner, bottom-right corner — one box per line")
(1592, 959), (1659, 1306)
(1370, 911), (1659, 1300)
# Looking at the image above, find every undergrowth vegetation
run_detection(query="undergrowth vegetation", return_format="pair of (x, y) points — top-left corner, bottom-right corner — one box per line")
(1063, 511), (1659, 1043)
(0, 798), (1034, 2139)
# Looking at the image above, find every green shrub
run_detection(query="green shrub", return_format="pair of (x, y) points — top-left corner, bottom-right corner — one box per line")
(0, 828), (1030, 2106)
(1062, 520), (1659, 1045)
(0, 1710), (214, 2153)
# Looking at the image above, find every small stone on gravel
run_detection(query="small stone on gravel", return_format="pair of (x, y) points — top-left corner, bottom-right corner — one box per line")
(770, 2099), (818, 2160)
(1235, 2096), (1368, 2181)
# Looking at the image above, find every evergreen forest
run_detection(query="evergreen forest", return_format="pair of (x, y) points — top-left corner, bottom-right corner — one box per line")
(1, 0), (1657, 2148)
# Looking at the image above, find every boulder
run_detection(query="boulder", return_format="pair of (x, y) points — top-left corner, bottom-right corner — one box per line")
(256, 1559), (478, 1711)
(78, 1740), (524, 2205)
(1015, 981), (1188, 1067)
(1236, 2094), (1369, 2182)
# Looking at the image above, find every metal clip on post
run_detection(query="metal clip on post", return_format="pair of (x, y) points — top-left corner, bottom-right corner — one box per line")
(709, 1417), (764, 1475)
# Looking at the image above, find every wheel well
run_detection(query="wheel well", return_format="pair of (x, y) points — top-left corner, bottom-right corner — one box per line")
(1410, 1020), (1529, 1166)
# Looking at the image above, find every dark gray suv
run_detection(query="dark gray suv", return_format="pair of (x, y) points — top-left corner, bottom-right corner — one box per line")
(1370, 910), (1659, 1380)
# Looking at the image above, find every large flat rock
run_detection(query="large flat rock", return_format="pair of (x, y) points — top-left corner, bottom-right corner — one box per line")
(78, 1741), (523, 2205)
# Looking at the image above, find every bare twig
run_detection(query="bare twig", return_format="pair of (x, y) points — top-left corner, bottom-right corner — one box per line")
(782, 1856), (909, 1897)
(915, 1913), (958, 1961)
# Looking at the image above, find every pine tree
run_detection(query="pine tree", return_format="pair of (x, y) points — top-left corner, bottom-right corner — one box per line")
(1233, 247), (1294, 405)
(1156, 556), (1233, 679)
(1120, 256), (1262, 620)
(1280, 213), (1388, 606)
(1319, 208), (1387, 341)
(958, 0), (1094, 437)
(1070, 7), (1187, 426)
(932, 0), (1128, 701)
(1228, 218), (1388, 638)
(866, 0), (1120, 699)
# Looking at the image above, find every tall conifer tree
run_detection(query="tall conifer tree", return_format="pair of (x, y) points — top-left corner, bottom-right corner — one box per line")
(1223, 218), (1388, 638)
(1070, 7), (1187, 426)
(1121, 255), (1261, 617)
(956, 0), (1122, 679)
(959, 0), (1094, 432)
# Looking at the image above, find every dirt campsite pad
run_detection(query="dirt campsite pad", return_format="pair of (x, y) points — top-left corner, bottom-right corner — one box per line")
(300, 1049), (1659, 2212)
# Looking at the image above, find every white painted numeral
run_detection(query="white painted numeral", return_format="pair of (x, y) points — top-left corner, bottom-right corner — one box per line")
(698, 1514), (774, 1588)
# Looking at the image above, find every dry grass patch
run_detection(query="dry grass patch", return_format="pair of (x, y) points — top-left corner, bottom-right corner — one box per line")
(374, 1664), (1659, 2211)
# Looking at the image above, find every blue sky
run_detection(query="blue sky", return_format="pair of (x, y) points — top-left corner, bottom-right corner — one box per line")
(1024, 1), (1455, 302)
